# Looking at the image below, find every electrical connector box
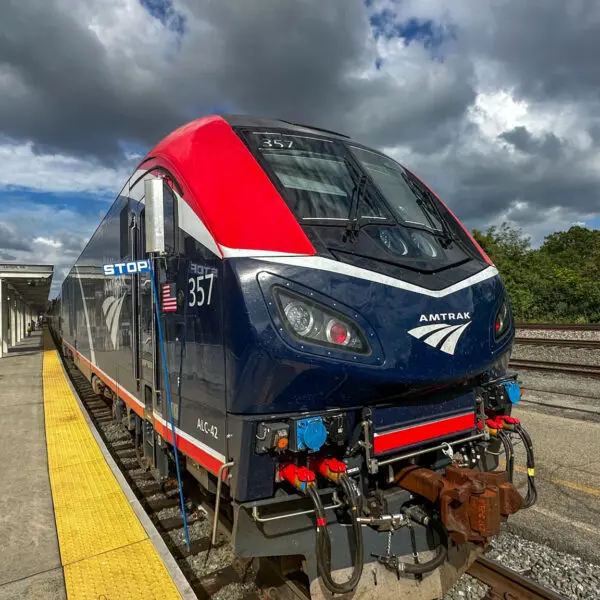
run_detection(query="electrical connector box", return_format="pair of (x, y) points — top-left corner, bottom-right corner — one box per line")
(504, 380), (521, 404)
(255, 421), (289, 454)
(288, 416), (328, 452)
(323, 413), (348, 446)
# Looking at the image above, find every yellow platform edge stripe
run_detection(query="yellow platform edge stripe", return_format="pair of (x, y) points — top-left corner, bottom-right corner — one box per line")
(42, 331), (182, 600)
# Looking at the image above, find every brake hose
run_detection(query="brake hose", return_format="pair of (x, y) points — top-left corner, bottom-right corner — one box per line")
(307, 474), (364, 594)
(515, 423), (537, 508)
(498, 430), (514, 482)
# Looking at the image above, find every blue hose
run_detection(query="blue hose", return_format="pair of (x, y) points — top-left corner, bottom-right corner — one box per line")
(149, 260), (191, 550)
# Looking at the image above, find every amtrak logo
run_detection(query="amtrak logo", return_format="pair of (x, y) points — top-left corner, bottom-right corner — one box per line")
(102, 295), (126, 349)
(408, 315), (471, 356)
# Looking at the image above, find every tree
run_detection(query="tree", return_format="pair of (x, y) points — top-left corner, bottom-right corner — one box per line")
(471, 223), (600, 323)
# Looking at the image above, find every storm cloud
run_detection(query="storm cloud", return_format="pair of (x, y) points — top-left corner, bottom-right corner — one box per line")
(1, 0), (600, 292)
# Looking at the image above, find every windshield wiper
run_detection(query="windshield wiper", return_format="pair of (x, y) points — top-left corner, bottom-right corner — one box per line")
(344, 174), (368, 239)
(400, 172), (457, 248)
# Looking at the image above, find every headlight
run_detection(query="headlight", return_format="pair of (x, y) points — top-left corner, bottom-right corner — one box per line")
(273, 287), (369, 353)
(284, 301), (314, 336)
(494, 298), (510, 339)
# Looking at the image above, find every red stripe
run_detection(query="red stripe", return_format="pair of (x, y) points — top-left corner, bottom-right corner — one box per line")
(62, 339), (144, 418)
(142, 117), (317, 256)
(61, 338), (224, 476)
(373, 413), (475, 454)
(153, 418), (224, 476)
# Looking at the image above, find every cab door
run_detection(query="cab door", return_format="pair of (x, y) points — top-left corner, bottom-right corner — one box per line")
(134, 178), (179, 467)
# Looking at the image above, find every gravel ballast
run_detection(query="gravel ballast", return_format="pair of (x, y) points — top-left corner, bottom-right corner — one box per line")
(517, 370), (600, 399)
(512, 343), (600, 367)
(487, 531), (600, 600)
(87, 349), (600, 599)
(443, 573), (489, 600)
(443, 530), (600, 599)
(516, 328), (600, 342)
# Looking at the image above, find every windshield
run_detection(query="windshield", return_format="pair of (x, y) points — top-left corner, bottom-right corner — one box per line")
(244, 130), (447, 234)
(348, 146), (443, 231)
(244, 132), (390, 222)
(240, 128), (481, 272)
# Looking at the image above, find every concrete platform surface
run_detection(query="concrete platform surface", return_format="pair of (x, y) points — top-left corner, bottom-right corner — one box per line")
(508, 403), (600, 564)
(0, 330), (66, 599)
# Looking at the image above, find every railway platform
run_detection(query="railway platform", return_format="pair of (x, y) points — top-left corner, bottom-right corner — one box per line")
(0, 329), (195, 600)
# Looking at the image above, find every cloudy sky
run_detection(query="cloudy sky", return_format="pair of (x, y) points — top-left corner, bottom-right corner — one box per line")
(2, 0), (600, 295)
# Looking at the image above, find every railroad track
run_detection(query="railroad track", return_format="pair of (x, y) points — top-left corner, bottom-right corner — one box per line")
(469, 556), (563, 600)
(515, 337), (600, 349)
(516, 323), (600, 331)
(59, 350), (271, 600)
(55, 338), (564, 600)
(510, 358), (600, 378)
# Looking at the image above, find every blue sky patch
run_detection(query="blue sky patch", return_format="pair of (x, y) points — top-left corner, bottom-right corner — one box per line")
(369, 10), (455, 54)
(0, 189), (111, 215)
(139, 0), (186, 35)
(585, 216), (600, 229)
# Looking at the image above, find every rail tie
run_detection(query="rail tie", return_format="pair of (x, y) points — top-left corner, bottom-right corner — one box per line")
(52, 329), (567, 600)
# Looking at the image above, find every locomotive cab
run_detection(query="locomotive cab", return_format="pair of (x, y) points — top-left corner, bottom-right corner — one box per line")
(51, 115), (534, 600)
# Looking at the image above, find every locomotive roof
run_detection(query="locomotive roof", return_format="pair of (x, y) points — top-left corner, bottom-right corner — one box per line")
(218, 114), (351, 140)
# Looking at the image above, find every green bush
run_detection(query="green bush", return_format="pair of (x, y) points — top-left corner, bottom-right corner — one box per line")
(472, 224), (600, 324)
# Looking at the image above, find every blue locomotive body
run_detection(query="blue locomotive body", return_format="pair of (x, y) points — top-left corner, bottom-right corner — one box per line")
(48, 115), (531, 600)
(223, 257), (512, 416)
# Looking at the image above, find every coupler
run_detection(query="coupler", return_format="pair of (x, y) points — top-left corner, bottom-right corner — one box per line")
(395, 464), (523, 544)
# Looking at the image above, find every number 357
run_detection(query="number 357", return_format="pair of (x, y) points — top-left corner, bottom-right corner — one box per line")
(188, 270), (215, 307)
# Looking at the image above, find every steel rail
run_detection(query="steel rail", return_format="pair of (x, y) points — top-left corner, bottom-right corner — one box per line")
(467, 556), (564, 600)
(516, 323), (600, 331)
(510, 358), (600, 378)
(51, 326), (570, 600)
(515, 337), (600, 349)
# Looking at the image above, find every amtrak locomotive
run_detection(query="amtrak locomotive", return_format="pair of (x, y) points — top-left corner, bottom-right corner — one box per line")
(49, 115), (535, 599)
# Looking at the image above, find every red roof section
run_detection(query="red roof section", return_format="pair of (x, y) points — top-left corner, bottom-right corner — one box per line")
(140, 116), (316, 256)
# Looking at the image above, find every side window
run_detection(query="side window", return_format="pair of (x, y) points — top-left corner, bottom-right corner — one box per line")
(139, 208), (146, 256)
(119, 200), (131, 260)
(163, 181), (176, 255)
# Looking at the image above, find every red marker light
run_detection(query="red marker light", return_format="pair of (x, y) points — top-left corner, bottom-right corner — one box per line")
(329, 322), (348, 345)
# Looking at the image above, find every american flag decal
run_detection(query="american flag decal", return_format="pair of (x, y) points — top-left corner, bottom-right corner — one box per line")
(161, 283), (177, 312)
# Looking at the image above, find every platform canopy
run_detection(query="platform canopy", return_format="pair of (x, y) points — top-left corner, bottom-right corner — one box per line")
(0, 264), (54, 313)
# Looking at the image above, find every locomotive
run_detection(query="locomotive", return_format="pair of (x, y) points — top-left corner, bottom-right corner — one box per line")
(49, 115), (535, 599)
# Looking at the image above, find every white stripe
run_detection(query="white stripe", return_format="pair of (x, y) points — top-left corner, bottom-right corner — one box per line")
(106, 295), (124, 340)
(407, 323), (452, 339)
(98, 365), (144, 409)
(253, 256), (499, 298)
(177, 195), (222, 257)
(111, 296), (127, 349)
(440, 322), (471, 355)
(152, 412), (226, 463)
(74, 265), (96, 365)
(102, 296), (115, 317)
(65, 341), (224, 466)
(423, 323), (463, 349)
(220, 246), (310, 259)
(63, 340), (144, 410)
